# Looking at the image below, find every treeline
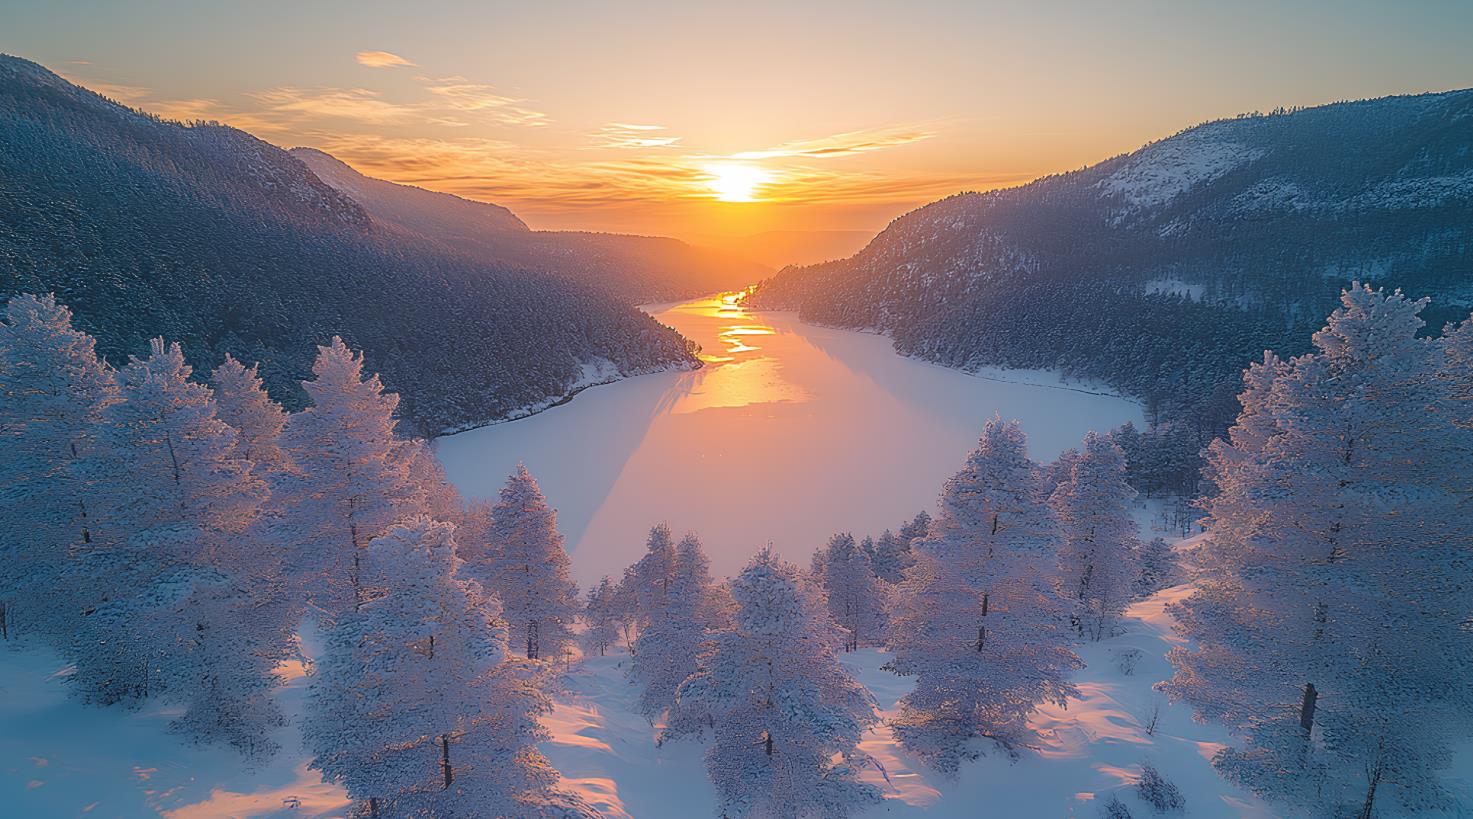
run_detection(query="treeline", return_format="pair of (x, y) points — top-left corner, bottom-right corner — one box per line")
(0, 55), (696, 436)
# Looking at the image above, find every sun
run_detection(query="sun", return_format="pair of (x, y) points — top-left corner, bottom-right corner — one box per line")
(704, 163), (770, 202)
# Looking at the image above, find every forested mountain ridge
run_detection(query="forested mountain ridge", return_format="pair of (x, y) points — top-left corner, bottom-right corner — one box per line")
(750, 89), (1473, 430)
(292, 147), (767, 303)
(0, 55), (698, 435)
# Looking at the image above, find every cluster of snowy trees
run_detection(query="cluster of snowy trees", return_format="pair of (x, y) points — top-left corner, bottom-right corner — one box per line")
(1166, 285), (1473, 818)
(582, 416), (1153, 814)
(0, 294), (592, 817)
(10, 285), (1465, 818)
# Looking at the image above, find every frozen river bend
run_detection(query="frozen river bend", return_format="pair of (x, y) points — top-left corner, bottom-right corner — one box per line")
(437, 294), (1145, 584)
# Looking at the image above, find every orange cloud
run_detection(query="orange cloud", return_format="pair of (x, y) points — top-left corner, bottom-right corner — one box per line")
(727, 127), (935, 161)
(591, 123), (682, 149)
(420, 79), (549, 126)
(355, 50), (415, 68)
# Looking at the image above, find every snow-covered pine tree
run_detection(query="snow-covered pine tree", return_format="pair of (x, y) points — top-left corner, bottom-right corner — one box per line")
(899, 510), (931, 542)
(1132, 537), (1179, 598)
(1042, 446), (1080, 493)
(630, 533), (724, 719)
(0, 294), (117, 642)
(304, 517), (593, 818)
(73, 338), (285, 755)
(277, 337), (423, 620)
(619, 522), (677, 639)
(888, 417), (1079, 772)
(580, 576), (620, 657)
(811, 532), (885, 651)
(405, 438), (465, 524)
(665, 549), (880, 818)
(1166, 285), (1473, 817)
(1049, 431), (1139, 640)
(866, 529), (909, 584)
(1436, 314), (1473, 497)
(210, 354), (287, 472)
(209, 353), (299, 642)
(470, 464), (580, 660)
(865, 511), (929, 584)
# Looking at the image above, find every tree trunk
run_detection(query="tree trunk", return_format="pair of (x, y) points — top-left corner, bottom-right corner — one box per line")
(1299, 682), (1318, 734)
(527, 618), (539, 660)
(1357, 749), (1383, 819)
(0, 601), (8, 641)
(441, 733), (453, 789)
(369, 797), (379, 818)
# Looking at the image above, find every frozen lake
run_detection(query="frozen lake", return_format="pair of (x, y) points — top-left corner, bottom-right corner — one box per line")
(436, 294), (1145, 585)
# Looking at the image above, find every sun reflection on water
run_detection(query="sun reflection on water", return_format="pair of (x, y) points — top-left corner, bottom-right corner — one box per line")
(665, 291), (809, 413)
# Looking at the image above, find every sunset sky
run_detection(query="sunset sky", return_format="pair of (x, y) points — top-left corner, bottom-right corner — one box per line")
(7, 0), (1473, 242)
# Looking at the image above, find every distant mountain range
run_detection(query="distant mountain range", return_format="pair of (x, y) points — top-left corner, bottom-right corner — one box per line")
(0, 55), (707, 434)
(292, 148), (765, 303)
(751, 89), (1473, 428)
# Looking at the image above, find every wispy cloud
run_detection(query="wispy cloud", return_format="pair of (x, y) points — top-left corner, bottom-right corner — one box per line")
(355, 50), (415, 69)
(590, 123), (682, 149)
(421, 79), (549, 126)
(726, 127), (935, 161)
(245, 86), (446, 126)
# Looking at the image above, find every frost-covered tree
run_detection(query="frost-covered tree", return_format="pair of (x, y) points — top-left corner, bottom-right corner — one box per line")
(866, 529), (909, 584)
(1437, 314), (1473, 500)
(74, 339), (284, 755)
(580, 576), (621, 657)
(865, 511), (930, 584)
(0, 294), (116, 642)
(1166, 286), (1473, 817)
(811, 532), (885, 651)
(1050, 431), (1139, 640)
(618, 522), (677, 638)
(631, 533), (724, 719)
(899, 509), (930, 542)
(1133, 537), (1179, 599)
(278, 337), (423, 620)
(888, 417), (1079, 771)
(405, 438), (464, 524)
(210, 354), (287, 472)
(665, 550), (880, 818)
(209, 353), (299, 647)
(467, 464), (580, 660)
(304, 517), (593, 818)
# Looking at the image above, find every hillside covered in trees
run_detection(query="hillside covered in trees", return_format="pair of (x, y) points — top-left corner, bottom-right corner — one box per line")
(292, 148), (765, 304)
(0, 55), (701, 435)
(750, 89), (1473, 467)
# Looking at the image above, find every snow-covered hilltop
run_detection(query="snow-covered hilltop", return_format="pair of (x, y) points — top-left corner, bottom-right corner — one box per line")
(0, 54), (702, 436)
(750, 89), (1473, 453)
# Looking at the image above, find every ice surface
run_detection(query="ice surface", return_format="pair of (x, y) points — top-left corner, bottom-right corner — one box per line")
(435, 295), (1145, 585)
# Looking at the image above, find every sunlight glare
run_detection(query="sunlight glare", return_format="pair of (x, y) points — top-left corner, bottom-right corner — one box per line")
(704, 163), (770, 202)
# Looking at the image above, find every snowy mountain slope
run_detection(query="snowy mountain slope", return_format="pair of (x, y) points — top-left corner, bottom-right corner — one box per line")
(292, 148), (765, 303)
(0, 55), (699, 435)
(750, 89), (1473, 420)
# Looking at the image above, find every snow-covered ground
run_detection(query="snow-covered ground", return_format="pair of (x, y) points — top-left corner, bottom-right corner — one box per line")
(0, 516), (1275, 818)
(542, 573), (1274, 819)
(436, 294), (1144, 586)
